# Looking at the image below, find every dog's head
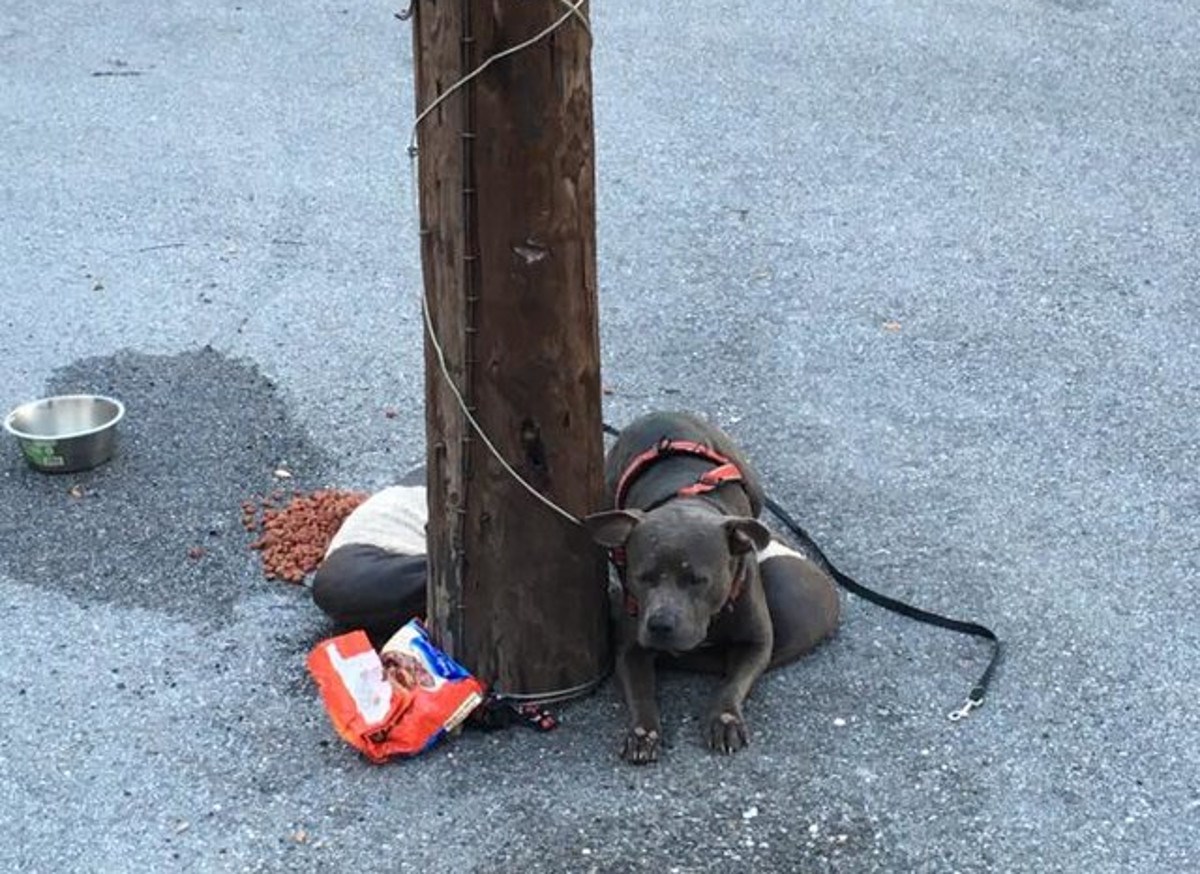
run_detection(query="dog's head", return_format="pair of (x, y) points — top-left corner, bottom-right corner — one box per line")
(585, 501), (770, 652)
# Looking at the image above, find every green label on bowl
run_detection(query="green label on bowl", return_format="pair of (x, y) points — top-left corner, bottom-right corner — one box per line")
(24, 441), (64, 467)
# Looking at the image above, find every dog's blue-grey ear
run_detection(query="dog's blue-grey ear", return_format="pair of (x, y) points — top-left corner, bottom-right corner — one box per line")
(583, 509), (645, 548)
(725, 517), (772, 554)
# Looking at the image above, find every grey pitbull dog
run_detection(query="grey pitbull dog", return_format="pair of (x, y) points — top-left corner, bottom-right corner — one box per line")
(585, 412), (840, 763)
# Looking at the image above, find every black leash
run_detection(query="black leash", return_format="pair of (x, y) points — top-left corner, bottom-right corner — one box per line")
(764, 495), (1001, 721)
(601, 421), (1002, 720)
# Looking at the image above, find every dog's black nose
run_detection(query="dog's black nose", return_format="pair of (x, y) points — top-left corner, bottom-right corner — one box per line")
(646, 611), (676, 638)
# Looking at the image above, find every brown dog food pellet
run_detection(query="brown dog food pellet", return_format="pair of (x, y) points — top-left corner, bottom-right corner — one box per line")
(242, 487), (369, 584)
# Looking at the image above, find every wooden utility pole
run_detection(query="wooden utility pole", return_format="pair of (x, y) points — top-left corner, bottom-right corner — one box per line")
(411, 1), (609, 698)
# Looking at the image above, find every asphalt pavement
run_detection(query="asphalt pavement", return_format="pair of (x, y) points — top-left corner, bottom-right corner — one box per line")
(2, 1), (1197, 872)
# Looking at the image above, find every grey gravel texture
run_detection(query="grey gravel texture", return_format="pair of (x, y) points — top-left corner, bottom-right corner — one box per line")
(2, 1), (1198, 872)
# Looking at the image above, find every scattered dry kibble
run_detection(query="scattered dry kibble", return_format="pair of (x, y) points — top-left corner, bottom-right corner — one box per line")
(242, 488), (369, 584)
(186, 546), (206, 561)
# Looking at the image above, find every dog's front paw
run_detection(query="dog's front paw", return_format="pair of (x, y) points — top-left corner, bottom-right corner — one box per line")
(621, 725), (662, 764)
(709, 710), (749, 754)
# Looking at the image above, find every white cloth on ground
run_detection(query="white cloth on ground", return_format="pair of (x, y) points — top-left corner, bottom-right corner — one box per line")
(324, 486), (429, 558)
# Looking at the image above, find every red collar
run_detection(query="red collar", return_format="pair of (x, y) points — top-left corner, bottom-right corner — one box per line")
(614, 437), (745, 511)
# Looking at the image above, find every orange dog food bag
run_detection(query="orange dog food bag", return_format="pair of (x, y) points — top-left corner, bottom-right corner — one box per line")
(307, 620), (484, 761)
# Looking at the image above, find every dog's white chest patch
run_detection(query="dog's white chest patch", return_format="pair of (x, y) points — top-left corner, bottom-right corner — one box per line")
(756, 539), (805, 563)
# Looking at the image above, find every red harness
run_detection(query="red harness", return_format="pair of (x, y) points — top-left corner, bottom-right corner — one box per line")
(611, 438), (748, 616)
(614, 438), (745, 512)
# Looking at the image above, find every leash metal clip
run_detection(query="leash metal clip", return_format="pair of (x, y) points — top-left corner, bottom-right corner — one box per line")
(948, 695), (982, 722)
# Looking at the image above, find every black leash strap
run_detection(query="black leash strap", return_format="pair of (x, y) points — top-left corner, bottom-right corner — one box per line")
(763, 495), (1002, 721)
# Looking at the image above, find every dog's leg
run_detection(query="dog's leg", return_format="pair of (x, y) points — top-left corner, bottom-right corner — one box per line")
(615, 642), (662, 764)
(708, 635), (772, 754)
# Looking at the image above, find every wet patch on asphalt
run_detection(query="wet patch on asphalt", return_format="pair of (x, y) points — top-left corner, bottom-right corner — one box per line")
(0, 346), (332, 623)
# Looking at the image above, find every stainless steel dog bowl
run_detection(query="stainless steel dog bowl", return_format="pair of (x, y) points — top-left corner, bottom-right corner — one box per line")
(4, 394), (125, 473)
